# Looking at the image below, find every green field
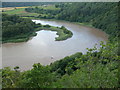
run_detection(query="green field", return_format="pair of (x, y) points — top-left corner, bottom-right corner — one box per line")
(2, 5), (59, 17)
(3, 8), (25, 14)
(3, 8), (39, 17)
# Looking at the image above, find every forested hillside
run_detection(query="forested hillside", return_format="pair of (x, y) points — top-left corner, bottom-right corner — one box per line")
(56, 3), (118, 39)
(25, 2), (118, 39)
(1, 2), (120, 88)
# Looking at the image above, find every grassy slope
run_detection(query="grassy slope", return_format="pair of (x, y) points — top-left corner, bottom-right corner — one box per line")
(2, 8), (39, 17)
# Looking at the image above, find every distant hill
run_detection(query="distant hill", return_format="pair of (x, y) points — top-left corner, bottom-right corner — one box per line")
(2, 2), (57, 7)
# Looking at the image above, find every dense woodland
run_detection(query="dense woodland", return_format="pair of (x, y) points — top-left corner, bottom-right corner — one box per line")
(2, 14), (38, 43)
(1, 2), (120, 88)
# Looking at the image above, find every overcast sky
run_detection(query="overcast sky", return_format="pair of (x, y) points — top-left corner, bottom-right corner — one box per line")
(1, 0), (119, 2)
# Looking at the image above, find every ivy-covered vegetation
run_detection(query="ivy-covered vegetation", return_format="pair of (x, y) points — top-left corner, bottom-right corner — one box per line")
(1, 2), (119, 88)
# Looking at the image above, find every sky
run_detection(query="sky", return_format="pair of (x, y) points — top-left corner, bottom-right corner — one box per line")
(1, 0), (119, 2)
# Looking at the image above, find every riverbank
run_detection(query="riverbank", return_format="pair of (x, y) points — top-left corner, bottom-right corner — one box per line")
(2, 32), (37, 43)
(22, 16), (94, 28)
(2, 23), (73, 43)
(35, 25), (73, 41)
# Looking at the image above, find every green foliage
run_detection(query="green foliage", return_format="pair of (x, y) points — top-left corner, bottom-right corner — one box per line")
(53, 62), (118, 88)
(50, 52), (83, 76)
(43, 24), (51, 28)
(2, 67), (21, 88)
(55, 26), (73, 41)
(25, 5), (60, 19)
(57, 3), (118, 39)
(19, 63), (55, 88)
(0, 70), (2, 89)
(2, 14), (38, 43)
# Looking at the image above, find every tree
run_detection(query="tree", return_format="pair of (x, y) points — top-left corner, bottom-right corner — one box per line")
(19, 63), (55, 88)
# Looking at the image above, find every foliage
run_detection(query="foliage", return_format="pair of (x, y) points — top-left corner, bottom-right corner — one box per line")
(19, 63), (55, 88)
(25, 5), (60, 19)
(57, 3), (118, 39)
(2, 67), (21, 88)
(2, 14), (39, 43)
(55, 26), (73, 41)
(53, 62), (118, 88)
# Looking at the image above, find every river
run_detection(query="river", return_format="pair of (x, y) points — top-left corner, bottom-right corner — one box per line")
(2, 19), (108, 71)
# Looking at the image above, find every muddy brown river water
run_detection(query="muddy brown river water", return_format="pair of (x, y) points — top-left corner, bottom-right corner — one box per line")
(1, 19), (108, 71)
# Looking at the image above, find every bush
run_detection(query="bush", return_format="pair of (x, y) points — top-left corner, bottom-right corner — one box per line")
(43, 24), (51, 28)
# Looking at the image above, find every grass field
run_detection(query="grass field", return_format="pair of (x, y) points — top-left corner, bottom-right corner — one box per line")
(1, 7), (28, 10)
(2, 5), (60, 17)
(2, 8), (40, 17)
(3, 8), (25, 14)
